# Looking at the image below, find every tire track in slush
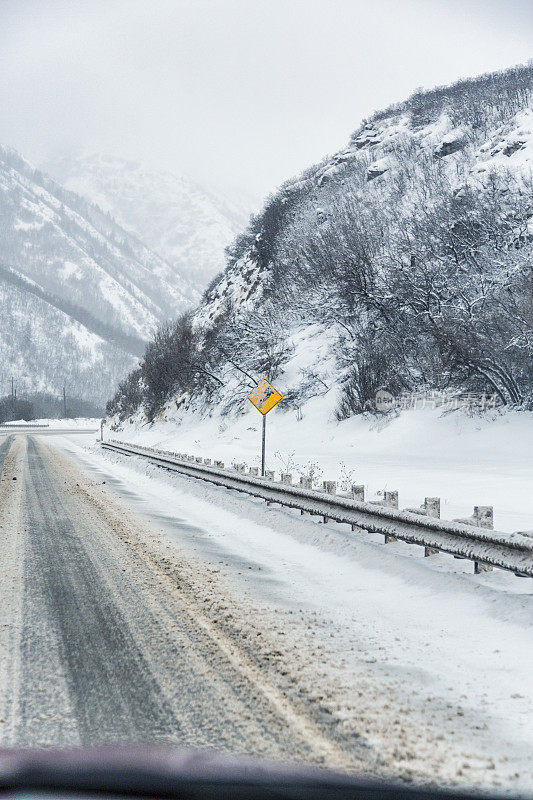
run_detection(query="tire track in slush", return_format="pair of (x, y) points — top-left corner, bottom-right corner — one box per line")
(19, 437), (180, 744)
(0, 433), (14, 467)
(0, 435), (24, 744)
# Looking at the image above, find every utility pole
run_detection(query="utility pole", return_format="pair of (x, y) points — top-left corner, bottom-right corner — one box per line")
(63, 387), (67, 419)
(11, 377), (14, 420)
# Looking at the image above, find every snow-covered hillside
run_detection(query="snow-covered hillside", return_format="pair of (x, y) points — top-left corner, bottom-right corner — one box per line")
(48, 154), (251, 291)
(198, 84), (533, 341)
(108, 64), (533, 427)
(0, 145), (200, 403)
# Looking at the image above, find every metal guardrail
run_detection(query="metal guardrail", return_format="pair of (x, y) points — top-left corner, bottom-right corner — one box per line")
(0, 423), (50, 428)
(0, 427), (99, 435)
(101, 440), (533, 578)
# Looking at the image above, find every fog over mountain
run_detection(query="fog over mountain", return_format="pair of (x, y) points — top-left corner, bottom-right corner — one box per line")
(47, 154), (252, 290)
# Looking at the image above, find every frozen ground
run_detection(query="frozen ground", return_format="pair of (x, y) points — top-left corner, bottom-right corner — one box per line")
(52, 432), (533, 795)
(108, 403), (533, 533)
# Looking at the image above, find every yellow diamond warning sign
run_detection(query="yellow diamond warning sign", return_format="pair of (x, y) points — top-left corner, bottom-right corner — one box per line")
(247, 379), (283, 416)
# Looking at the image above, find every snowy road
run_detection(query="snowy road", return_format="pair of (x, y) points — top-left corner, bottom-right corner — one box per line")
(0, 435), (367, 768)
(0, 433), (532, 796)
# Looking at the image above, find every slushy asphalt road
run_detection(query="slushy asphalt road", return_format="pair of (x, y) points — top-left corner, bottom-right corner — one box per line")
(0, 434), (371, 772)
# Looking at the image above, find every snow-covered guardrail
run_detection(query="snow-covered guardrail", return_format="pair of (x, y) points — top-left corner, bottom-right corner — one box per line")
(0, 423), (50, 428)
(101, 440), (533, 578)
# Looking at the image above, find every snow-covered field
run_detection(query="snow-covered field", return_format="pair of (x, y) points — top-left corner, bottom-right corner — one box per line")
(54, 430), (533, 794)
(108, 403), (533, 534)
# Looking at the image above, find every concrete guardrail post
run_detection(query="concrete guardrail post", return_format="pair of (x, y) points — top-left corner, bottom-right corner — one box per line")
(383, 490), (398, 542)
(474, 505), (493, 528)
(350, 485), (365, 530)
(453, 505), (494, 572)
(474, 506), (494, 574)
(322, 480), (336, 523)
(424, 497), (440, 556)
(384, 490), (398, 508)
(351, 485), (365, 502)
(276, 473), (292, 507)
(203, 458), (212, 466)
(249, 467), (259, 476)
(263, 470), (278, 505)
(299, 476), (312, 514)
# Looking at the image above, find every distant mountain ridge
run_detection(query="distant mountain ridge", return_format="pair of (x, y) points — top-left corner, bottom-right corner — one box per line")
(0, 263), (145, 356)
(0, 144), (198, 404)
(47, 154), (251, 291)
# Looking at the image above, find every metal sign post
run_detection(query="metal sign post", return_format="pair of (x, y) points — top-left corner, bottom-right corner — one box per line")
(247, 379), (283, 477)
(261, 414), (266, 476)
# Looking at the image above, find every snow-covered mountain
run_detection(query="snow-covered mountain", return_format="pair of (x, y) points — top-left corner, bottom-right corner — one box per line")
(0, 145), (196, 404)
(48, 154), (251, 291)
(107, 64), (533, 425)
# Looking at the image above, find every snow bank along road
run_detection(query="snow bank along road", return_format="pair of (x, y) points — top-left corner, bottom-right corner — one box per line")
(0, 434), (532, 797)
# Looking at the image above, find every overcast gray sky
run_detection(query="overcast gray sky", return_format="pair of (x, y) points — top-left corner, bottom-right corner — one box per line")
(0, 0), (531, 203)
